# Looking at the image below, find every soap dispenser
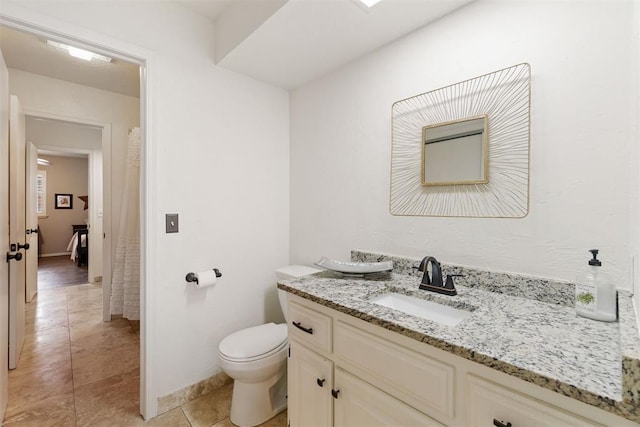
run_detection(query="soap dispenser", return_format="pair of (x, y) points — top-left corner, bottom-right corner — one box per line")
(575, 249), (617, 322)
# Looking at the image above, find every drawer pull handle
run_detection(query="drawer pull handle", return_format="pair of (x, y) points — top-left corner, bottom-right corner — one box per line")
(493, 420), (512, 427)
(316, 378), (325, 387)
(292, 321), (313, 335)
(331, 389), (340, 399)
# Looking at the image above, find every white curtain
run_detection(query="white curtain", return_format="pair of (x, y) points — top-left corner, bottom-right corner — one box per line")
(110, 127), (140, 320)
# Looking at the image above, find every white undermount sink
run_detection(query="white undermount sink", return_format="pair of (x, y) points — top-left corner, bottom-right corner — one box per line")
(369, 292), (472, 327)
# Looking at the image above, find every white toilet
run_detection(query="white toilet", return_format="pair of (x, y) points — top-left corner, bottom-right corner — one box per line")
(218, 265), (321, 427)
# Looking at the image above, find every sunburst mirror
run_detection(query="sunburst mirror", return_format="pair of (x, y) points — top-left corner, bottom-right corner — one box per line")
(390, 63), (531, 217)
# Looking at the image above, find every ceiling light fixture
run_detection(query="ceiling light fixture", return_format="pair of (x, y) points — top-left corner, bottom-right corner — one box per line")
(37, 158), (51, 166)
(357, 0), (383, 7)
(46, 40), (112, 63)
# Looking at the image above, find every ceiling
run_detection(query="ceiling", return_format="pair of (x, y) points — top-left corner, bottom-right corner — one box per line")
(212, 0), (475, 89)
(174, 0), (236, 21)
(0, 26), (141, 97)
(0, 0), (474, 94)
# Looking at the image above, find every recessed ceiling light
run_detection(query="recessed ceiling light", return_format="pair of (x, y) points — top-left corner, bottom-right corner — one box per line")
(357, 0), (383, 7)
(46, 40), (112, 63)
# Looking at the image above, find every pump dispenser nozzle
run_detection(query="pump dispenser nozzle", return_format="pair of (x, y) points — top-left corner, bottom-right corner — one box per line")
(589, 249), (602, 266)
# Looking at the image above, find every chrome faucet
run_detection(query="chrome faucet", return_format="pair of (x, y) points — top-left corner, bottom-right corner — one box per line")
(417, 256), (458, 296)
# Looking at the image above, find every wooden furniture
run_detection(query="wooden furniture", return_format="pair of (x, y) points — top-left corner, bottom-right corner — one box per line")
(285, 293), (634, 427)
(71, 225), (88, 267)
(72, 224), (87, 234)
(75, 229), (88, 267)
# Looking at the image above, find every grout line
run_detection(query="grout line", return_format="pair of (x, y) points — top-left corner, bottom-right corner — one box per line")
(67, 289), (79, 426)
(179, 407), (193, 426)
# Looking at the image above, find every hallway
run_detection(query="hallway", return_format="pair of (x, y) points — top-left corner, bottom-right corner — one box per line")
(2, 282), (288, 426)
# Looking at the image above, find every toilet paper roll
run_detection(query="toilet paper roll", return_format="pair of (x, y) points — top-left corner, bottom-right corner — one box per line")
(193, 270), (218, 288)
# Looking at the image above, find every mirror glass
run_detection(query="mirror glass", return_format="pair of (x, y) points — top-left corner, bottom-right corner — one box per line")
(422, 115), (488, 186)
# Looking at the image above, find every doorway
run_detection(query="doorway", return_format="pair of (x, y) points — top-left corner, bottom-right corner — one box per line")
(0, 16), (151, 420)
(26, 116), (106, 292)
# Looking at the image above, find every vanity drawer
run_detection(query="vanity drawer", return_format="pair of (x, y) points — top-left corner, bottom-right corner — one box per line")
(467, 374), (602, 427)
(334, 320), (454, 419)
(288, 301), (332, 353)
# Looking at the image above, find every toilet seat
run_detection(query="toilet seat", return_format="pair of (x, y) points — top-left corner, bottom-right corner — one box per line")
(219, 323), (287, 362)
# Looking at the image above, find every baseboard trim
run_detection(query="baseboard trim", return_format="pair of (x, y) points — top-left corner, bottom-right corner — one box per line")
(40, 252), (71, 258)
(157, 370), (232, 415)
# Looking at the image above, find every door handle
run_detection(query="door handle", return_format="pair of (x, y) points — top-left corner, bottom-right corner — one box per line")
(17, 243), (29, 250)
(6, 252), (22, 262)
(25, 229), (38, 234)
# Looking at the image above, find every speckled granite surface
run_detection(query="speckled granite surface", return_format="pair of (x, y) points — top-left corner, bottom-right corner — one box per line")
(352, 250), (576, 307)
(279, 252), (640, 422)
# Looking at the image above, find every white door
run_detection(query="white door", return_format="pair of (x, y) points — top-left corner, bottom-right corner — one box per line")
(8, 95), (26, 370)
(25, 142), (38, 302)
(0, 48), (11, 420)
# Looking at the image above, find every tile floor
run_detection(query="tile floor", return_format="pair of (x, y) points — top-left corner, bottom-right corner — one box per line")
(3, 282), (287, 427)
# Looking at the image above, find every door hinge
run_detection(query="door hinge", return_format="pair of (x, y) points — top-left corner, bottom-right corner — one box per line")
(288, 347), (290, 358)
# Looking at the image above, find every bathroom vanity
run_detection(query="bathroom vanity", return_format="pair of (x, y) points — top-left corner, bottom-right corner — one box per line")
(279, 253), (640, 427)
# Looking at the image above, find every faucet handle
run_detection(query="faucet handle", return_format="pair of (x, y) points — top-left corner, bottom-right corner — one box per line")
(416, 257), (429, 272)
(444, 274), (463, 290)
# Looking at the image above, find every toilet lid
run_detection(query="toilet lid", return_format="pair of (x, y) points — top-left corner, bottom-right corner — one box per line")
(219, 323), (287, 360)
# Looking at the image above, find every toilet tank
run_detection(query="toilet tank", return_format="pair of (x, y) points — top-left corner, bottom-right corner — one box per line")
(276, 265), (321, 322)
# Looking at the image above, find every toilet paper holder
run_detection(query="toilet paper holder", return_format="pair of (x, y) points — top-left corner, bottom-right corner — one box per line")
(186, 269), (222, 284)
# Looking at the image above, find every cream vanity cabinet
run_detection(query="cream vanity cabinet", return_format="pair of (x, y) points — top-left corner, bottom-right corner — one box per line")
(287, 299), (442, 427)
(466, 375), (601, 427)
(287, 339), (333, 427)
(285, 294), (623, 427)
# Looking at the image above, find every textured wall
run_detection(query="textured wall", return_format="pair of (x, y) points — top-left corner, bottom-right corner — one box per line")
(290, 1), (638, 290)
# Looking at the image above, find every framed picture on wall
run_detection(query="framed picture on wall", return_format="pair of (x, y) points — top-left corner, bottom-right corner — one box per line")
(55, 193), (73, 209)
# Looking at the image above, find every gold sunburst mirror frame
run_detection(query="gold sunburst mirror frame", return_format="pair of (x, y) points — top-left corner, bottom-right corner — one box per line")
(390, 63), (531, 218)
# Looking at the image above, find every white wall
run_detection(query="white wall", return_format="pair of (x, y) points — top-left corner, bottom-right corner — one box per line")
(290, 1), (638, 289)
(635, 0), (640, 315)
(2, 0), (290, 413)
(26, 116), (102, 150)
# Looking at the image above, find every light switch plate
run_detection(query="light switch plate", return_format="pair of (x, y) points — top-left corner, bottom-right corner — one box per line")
(166, 214), (179, 233)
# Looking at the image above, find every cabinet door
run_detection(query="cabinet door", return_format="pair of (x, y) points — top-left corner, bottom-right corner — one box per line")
(333, 368), (444, 427)
(288, 339), (333, 427)
(467, 375), (602, 427)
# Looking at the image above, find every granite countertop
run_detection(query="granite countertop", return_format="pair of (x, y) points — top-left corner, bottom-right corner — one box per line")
(278, 263), (640, 422)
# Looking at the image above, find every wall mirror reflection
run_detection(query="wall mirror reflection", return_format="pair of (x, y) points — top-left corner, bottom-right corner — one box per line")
(421, 115), (488, 186)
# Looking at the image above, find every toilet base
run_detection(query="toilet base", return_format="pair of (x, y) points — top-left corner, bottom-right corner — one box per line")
(230, 370), (287, 427)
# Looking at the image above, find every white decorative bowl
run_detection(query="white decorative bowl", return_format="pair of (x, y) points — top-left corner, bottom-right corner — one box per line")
(314, 257), (393, 274)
